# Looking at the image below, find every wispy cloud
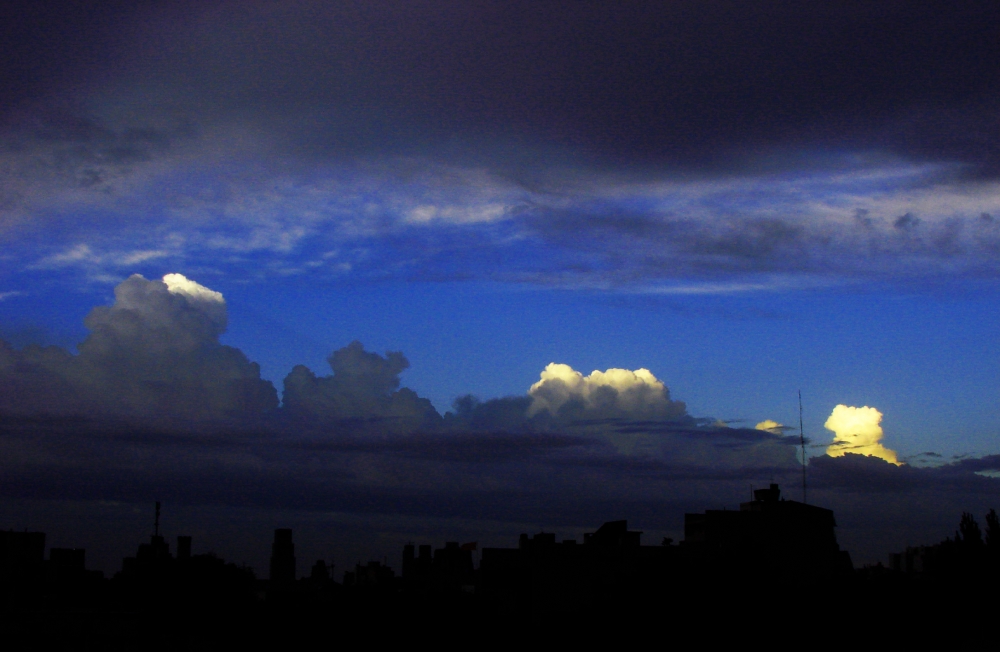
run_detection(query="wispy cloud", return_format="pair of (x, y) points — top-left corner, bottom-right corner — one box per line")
(8, 152), (1000, 290)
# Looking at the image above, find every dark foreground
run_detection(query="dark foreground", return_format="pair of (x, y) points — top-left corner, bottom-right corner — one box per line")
(0, 569), (994, 648)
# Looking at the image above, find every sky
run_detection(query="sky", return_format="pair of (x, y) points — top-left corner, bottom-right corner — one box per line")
(1, 1), (1000, 573)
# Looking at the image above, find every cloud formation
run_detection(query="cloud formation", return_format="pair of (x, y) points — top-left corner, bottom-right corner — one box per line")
(282, 341), (441, 434)
(0, 273), (277, 423)
(755, 420), (785, 435)
(0, 277), (997, 567)
(527, 363), (686, 420)
(824, 404), (900, 465)
(2, 2), (1000, 291)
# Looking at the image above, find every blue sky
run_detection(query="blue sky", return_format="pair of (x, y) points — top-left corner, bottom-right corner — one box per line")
(4, 270), (998, 461)
(3, 147), (999, 460)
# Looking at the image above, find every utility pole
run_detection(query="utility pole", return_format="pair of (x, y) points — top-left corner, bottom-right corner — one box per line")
(799, 391), (807, 504)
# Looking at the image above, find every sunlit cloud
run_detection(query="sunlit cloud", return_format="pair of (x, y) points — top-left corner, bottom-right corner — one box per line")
(527, 362), (685, 419)
(755, 419), (785, 435)
(824, 404), (901, 465)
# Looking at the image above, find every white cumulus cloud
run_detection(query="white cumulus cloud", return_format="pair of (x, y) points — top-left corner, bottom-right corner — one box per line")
(527, 362), (686, 420)
(824, 404), (901, 465)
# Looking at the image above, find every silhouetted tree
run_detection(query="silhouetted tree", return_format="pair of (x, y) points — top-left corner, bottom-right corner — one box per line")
(958, 512), (983, 547)
(985, 509), (999, 550)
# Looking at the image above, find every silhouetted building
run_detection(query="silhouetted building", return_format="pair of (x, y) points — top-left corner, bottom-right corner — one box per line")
(310, 559), (330, 582)
(888, 510), (1000, 581)
(584, 520), (642, 547)
(270, 528), (296, 583)
(137, 535), (172, 564)
(683, 483), (852, 580)
(402, 543), (433, 590)
(890, 546), (932, 574)
(116, 520), (258, 609)
(120, 502), (174, 580)
(344, 560), (395, 593)
(480, 520), (676, 614)
(0, 530), (45, 582)
(434, 542), (475, 592)
(401, 540), (477, 595)
(49, 548), (86, 582)
(121, 533), (172, 580)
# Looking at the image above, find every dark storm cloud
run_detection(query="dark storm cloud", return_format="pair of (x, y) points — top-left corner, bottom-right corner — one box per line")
(4, 408), (998, 563)
(5, 1), (999, 173)
(0, 2), (150, 105)
(0, 405), (807, 532)
(516, 203), (1000, 284)
(174, 1), (1000, 172)
(610, 419), (802, 448)
(3, 2), (1000, 288)
(0, 108), (183, 206)
(287, 431), (596, 464)
(802, 453), (1000, 560)
(0, 459), (697, 531)
(810, 453), (1000, 496)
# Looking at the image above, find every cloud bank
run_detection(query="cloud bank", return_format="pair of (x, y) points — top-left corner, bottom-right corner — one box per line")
(0, 273), (997, 566)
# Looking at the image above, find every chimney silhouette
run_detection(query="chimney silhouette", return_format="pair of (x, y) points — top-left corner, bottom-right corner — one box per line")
(270, 529), (296, 583)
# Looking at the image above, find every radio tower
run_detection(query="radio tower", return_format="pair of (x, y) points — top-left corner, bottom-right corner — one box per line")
(799, 390), (807, 504)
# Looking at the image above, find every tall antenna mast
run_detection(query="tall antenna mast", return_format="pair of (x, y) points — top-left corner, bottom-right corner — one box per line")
(798, 391), (807, 504)
(154, 501), (161, 537)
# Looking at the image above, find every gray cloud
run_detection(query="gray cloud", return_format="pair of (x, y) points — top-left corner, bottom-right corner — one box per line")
(282, 341), (441, 435)
(520, 201), (1000, 286)
(27, 0), (988, 174)
(0, 274), (277, 423)
(0, 109), (187, 233)
(3, 409), (998, 565)
(287, 431), (596, 464)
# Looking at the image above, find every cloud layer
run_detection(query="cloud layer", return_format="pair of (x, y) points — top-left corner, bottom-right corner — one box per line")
(0, 273), (997, 566)
(2, 2), (999, 290)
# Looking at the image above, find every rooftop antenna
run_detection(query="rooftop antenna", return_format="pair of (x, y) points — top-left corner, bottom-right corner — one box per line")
(799, 391), (807, 504)
(154, 501), (161, 537)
